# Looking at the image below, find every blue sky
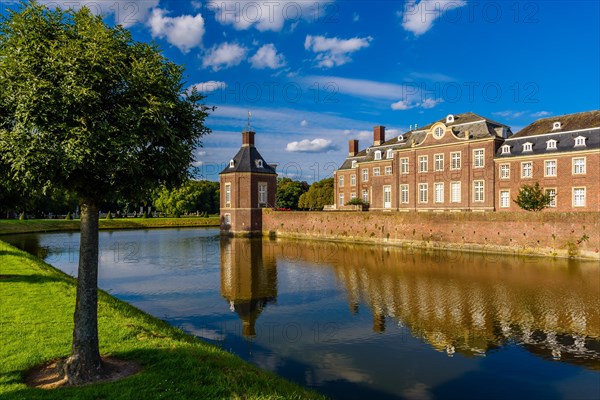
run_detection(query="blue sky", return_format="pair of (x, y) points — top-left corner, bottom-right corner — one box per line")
(3, 1), (599, 182)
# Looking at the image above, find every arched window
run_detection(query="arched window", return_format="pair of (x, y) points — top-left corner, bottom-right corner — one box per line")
(256, 159), (263, 168)
(546, 139), (557, 150)
(229, 160), (235, 168)
(386, 149), (393, 159)
(523, 142), (533, 152)
(374, 150), (382, 160)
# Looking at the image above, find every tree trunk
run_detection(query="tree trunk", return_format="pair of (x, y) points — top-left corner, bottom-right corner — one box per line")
(64, 200), (103, 384)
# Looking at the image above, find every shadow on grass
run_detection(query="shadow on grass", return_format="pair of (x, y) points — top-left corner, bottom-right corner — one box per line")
(0, 274), (71, 285)
(1, 347), (326, 400)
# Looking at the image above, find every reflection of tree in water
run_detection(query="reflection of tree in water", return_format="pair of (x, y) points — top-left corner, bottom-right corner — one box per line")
(272, 240), (600, 369)
(220, 237), (277, 338)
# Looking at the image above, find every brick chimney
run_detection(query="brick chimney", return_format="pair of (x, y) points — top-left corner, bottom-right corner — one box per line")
(349, 140), (359, 156)
(242, 130), (255, 147)
(374, 126), (385, 146)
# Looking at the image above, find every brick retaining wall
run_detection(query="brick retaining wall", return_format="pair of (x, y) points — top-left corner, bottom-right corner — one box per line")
(262, 210), (600, 260)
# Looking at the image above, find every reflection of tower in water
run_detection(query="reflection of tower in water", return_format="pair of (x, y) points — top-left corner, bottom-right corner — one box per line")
(220, 237), (277, 338)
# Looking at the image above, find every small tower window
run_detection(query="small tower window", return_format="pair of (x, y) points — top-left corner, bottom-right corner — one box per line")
(574, 136), (586, 147)
(501, 144), (511, 154)
(446, 114), (454, 123)
(374, 150), (382, 160)
(546, 139), (557, 150)
(434, 126), (444, 138)
(386, 149), (393, 159)
(552, 121), (561, 130)
(229, 160), (235, 168)
(523, 142), (533, 152)
(256, 159), (263, 168)
(351, 160), (357, 168)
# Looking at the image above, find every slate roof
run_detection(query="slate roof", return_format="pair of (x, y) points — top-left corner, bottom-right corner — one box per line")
(496, 128), (600, 158)
(511, 110), (600, 138)
(220, 146), (277, 174)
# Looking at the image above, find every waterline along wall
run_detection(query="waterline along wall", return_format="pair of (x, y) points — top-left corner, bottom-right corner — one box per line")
(262, 210), (600, 260)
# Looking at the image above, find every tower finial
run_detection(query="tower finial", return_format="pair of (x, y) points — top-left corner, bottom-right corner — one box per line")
(247, 111), (251, 132)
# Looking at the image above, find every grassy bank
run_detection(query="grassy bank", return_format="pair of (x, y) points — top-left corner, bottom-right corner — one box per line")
(0, 240), (325, 399)
(0, 217), (220, 235)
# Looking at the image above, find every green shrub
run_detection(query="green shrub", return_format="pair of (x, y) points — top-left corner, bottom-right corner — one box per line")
(106, 211), (112, 220)
(19, 212), (25, 220)
(65, 212), (72, 220)
(513, 182), (553, 211)
(346, 198), (369, 206)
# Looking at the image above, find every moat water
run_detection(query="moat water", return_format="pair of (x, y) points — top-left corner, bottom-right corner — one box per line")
(5, 228), (600, 400)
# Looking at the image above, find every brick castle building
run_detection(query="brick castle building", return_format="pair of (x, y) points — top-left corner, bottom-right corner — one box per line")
(334, 110), (599, 212)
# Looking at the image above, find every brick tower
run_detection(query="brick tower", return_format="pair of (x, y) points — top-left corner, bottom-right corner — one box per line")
(219, 130), (277, 236)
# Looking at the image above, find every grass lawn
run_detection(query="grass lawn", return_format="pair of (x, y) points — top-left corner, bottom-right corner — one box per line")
(0, 217), (220, 235)
(0, 240), (325, 399)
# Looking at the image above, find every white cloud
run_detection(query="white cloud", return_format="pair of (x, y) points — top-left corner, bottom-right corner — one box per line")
(188, 81), (227, 93)
(353, 13), (360, 22)
(420, 97), (443, 109)
(531, 111), (552, 118)
(286, 138), (336, 153)
(493, 110), (526, 119)
(391, 97), (442, 111)
(207, 0), (332, 32)
(148, 8), (205, 53)
(300, 120), (309, 127)
(400, 0), (467, 36)
(249, 44), (286, 69)
(39, 0), (159, 27)
(304, 35), (372, 68)
(391, 100), (414, 110)
(202, 42), (247, 71)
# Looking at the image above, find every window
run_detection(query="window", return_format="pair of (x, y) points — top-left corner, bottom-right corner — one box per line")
(383, 186), (392, 208)
(351, 160), (357, 168)
(258, 183), (267, 206)
(451, 182), (461, 203)
(573, 157), (586, 174)
(553, 121), (561, 130)
(546, 139), (557, 150)
(386, 149), (393, 159)
(401, 158), (409, 174)
(339, 193), (345, 206)
(473, 181), (484, 202)
(434, 126), (444, 138)
(373, 167), (381, 176)
(223, 213), (231, 225)
(339, 176), (344, 187)
(374, 150), (382, 160)
(450, 152), (461, 170)
(545, 160), (557, 177)
(500, 164), (510, 179)
(362, 190), (369, 203)
(446, 114), (454, 123)
(256, 159), (263, 168)
(362, 168), (369, 182)
(419, 156), (428, 173)
(500, 190), (510, 208)
(434, 154), (444, 171)
(573, 188), (586, 207)
(350, 174), (356, 186)
(418, 183), (428, 203)
(545, 189), (557, 208)
(351, 192), (356, 199)
(523, 143), (533, 152)
(521, 162), (533, 178)
(434, 183), (444, 203)
(400, 184), (409, 204)
(500, 144), (511, 155)
(574, 136), (586, 147)
(385, 166), (392, 175)
(229, 159), (235, 168)
(225, 184), (231, 207)
(473, 149), (484, 168)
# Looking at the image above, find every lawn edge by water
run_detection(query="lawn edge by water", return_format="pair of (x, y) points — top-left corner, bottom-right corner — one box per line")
(0, 240), (326, 399)
(0, 217), (220, 235)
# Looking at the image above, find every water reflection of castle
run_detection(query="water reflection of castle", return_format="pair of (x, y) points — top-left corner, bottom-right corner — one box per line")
(219, 238), (600, 369)
(220, 237), (277, 337)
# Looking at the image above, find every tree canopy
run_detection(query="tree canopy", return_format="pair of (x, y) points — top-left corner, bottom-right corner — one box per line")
(153, 179), (219, 217)
(0, 2), (210, 384)
(513, 182), (553, 211)
(276, 178), (309, 210)
(297, 178), (334, 210)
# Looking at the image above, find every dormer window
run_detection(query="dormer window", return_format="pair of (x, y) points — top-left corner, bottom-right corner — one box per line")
(434, 126), (444, 138)
(574, 136), (586, 147)
(546, 139), (557, 150)
(523, 142), (533, 152)
(501, 144), (511, 154)
(256, 159), (263, 168)
(229, 160), (235, 168)
(386, 149), (393, 159)
(446, 114), (454, 123)
(351, 160), (357, 168)
(374, 150), (382, 160)
(552, 121), (561, 130)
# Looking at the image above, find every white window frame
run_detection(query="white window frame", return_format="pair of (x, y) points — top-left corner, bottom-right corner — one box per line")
(385, 166), (392, 175)
(386, 149), (393, 159)
(400, 158), (409, 174)
(500, 164), (510, 179)
(223, 213), (231, 225)
(418, 183), (428, 204)
(434, 182), (444, 204)
(351, 160), (357, 168)
(546, 139), (557, 150)
(450, 182), (461, 203)
(473, 180), (484, 203)
(256, 159), (264, 168)
(258, 182), (268, 206)
(434, 126), (444, 138)
(434, 154), (444, 172)
(573, 157), (586, 175)
(350, 174), (356, 186)
(574, 136), (586, 147)
(339, 193), (344, 206)
(351, 192), (356, 199)
(544, 159), (557, 177)
(450, 152), (461, 170)
(373, 167), (381, 176)
(418, 156), (428, 173)
(521, 161), (533, 178)
(573, 187), (586, 207)
(500, 144), (511, 155)
(473, 149), (485, 168)
(545, 188), (557, 208)
(500, 190), (510, 208)
(225, 183), (231, 207)
(229, 159), (235, 168)
(374, 150), (382, 160)
(362, 189), (369, 203)
(383, 185), (392, 209)
(362, 168), (369, 182)
(339, 175), (344, 187)
(522, 142), (533, 152)
(400, 184), (409, 204)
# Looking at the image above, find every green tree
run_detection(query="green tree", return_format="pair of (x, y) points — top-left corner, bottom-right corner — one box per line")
(297, 178), (334, 210)
(0, 3), (210, 384)
(153, 179), (219, 217)
(276, 178), (309, 209)
(513, 182), (553, 211)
